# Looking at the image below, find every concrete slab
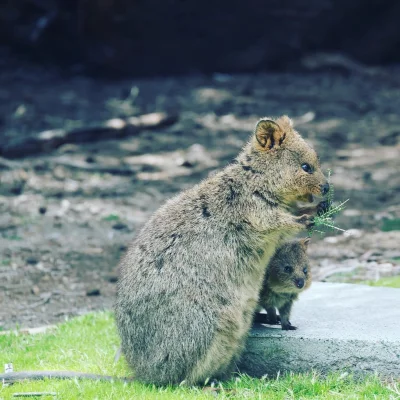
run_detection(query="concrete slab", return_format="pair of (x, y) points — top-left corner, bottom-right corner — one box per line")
(239, 282), (400, 378)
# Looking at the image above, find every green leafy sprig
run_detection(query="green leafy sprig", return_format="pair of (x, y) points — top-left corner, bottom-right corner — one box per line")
(309, 169), (349, 236)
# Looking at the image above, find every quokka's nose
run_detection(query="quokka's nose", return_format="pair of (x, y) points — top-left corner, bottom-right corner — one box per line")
(320, 183), (330, 196)
(295, 278), (305, 289)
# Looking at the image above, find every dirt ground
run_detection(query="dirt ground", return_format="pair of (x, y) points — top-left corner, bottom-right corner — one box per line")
(1, 60), (399, 330)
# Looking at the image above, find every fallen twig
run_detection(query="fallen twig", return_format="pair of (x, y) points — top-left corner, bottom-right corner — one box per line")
(1, 112), (178, 159)
(18, 293), (52, 310)
(0, 325), (57, 336)
(0, 157), (20, 170)
(13, 392), (57, 397)
(0, 156), (139, 176)
(1, 371), (130, 383)
(51, 158), (139, 176)
(301, 52), (400, 85)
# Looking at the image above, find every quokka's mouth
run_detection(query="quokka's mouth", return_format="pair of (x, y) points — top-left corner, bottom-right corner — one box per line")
(297, 193), (314, 203)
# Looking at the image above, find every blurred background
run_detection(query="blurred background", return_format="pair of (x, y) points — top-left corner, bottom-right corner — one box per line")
(1, 0), (400, 75)
(0, 0), (399, 329)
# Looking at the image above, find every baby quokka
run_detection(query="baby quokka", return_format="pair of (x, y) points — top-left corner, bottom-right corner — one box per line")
(254, 238), (312, 330)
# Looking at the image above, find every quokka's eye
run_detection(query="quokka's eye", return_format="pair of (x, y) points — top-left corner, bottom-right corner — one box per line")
(301, 163), (313, 174)
(303, 267), (308, 274)
(284, 266), (292, 273)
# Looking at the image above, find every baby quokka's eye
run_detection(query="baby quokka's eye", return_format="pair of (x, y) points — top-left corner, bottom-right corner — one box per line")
(284, 266), (293, 273)
(303, 267), (308, 274)
(301, 163), (313, 174)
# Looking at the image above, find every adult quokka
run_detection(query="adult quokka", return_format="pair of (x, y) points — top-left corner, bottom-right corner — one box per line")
(115, 116), (329, 385)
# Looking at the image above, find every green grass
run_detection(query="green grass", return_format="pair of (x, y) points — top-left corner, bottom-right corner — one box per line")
(323, 267), (366, 284)
(326, 271), (400, 288)
(3, 234), (23, 241)
(381, 218), (400, 232)
(363, 275), (400, 288)
(1, 313), (399, 399)
(102, 214), (120, 222)
(309, 169), (349, 236)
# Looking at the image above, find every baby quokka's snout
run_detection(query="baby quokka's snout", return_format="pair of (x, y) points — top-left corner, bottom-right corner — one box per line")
(294, 277), (305, 289)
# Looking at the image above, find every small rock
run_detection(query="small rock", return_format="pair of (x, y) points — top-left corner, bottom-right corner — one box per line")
(363, 171), (372, 182)
(343, 209), (362, 217)
(10, 186), (23, 195)
(53, 166), (67, 180)
(212, 73), (232, 83)
(343, 229), (363, 238)
(377, 263), (395, 272)
(39, 206), (47, 215)
(179, 159), (194, 168)
(324, 236), (338, 244)
(325, 131), (347, 147)
(31, 285), (40, 295)
(178, 144), (217, 168)
(58, 144), (79, 154)
(138, 164), (156, 172)
(0, 170), (27, 195)
(0, 216), (18, 230)
(35, 262), (46, 271)
(41, 275), (51, 282)
(86, 155), (96, 163)
(188, 144), (213, 164)
(105, 274), (118, 283)
(86, 288), (101, 296)
(83, 247), (103, 254)
(34, 162), (49, 172)
(26, 256), (39, 265)
(14, 104), (27, 118)
(53, 220), (62, 228)
(112, 222), (128, 230)
(89, 206), (100, 214)
(379, 131), (400, 146)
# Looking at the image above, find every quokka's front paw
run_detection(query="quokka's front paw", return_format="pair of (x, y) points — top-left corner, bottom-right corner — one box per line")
(253, 313), (269, 324)
(317, 199), (331, 216)
(253, 313), (281, 326)
(296, 214), (315, 230)
(266, 314), (281, 325)
(281, 321), (297, 331)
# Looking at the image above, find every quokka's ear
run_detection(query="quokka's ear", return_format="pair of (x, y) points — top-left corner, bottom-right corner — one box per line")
(300, 237), (311, 249)
(254, 119), (286, 150)
(276, 115), (293, 130)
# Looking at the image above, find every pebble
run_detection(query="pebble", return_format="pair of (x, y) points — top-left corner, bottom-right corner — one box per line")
(112, 222), (128, 230)
(86, 155), (96, 163)
(26, 256), (38, 265)
(343, 229), (363, 238)
(39, 206), (47, 215)
(104, 274), (118, 283)
(324, 236), (338, 244)
(31, 285), (40, 295)
(86, 288), (101, 296)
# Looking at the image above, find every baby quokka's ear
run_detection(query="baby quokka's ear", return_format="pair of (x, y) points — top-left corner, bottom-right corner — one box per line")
(254, 118), (287, 151)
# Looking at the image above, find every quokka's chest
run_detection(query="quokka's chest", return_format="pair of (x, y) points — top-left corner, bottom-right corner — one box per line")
(265, 291), (297, 309)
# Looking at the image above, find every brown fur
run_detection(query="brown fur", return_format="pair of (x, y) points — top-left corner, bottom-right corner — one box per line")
(115, 115), (327, 385)
(254, 238), (312, 330)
